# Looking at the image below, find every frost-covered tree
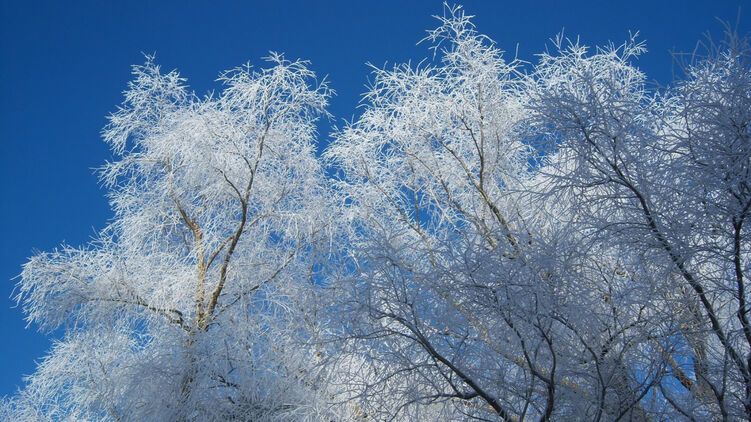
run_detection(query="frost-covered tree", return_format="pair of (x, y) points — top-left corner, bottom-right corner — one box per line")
(326, 6), (751, 421)
(327, 8), (589, 420)
(4, 55), (341, 421)
(5, 5), (751, 422)
(526, 23), (751, 420)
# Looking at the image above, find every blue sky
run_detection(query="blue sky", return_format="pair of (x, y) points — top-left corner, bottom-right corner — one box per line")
(1, 0), (748, 398)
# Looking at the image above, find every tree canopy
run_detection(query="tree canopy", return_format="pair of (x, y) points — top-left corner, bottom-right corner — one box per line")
(4, 5), (751, 421)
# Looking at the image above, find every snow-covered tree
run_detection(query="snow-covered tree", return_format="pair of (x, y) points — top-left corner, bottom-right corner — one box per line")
(526, 24), (751, 419)
(327, 7), (576, 419)
(5, 55), (341, 421)
(5, 5), (751, 422)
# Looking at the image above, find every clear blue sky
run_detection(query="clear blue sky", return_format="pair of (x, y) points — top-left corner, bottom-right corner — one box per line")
(1, 0), (748, 398)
